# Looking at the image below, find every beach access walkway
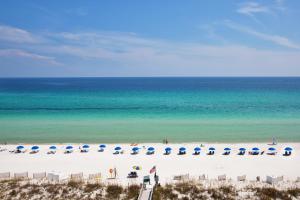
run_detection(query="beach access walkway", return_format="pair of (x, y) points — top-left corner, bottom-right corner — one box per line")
(138, 184), (153, 200)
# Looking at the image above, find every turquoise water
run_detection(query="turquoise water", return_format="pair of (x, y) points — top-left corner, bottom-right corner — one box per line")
(0, 77), (300, 143)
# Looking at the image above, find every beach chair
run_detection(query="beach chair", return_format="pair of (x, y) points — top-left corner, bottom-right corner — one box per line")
(218, 174), (226, 181)
(14, 172), (28, 180)
(33, 172), (46, 180)
(199, 174), (206, 181)
(70, 172), (84, 182)
(88, 173), (101, 183)
(266, 176), (277, 185)
(47, 173), (60, 182)
(0, 172), (10, 180)
(237, 175), (246, 181)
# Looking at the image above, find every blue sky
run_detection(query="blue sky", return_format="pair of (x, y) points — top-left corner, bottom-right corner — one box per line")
(0, 0), (300, 77)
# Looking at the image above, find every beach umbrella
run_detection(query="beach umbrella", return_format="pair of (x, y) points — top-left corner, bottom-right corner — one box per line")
(284, 147), (293, 151)
(148, 147), (155, 151)
(252, 147), (260, 151)
(239, 148), (246, 151)
(99, 144), (106, 148)
(268, 147), (276, 151)
(179, 147), (186, 152)
(165, 147), (172, 151)
(132, 147), (139, 152)
(16, 145), (24, 150)
(31, 146), (39, 150)
(209, 147), (215, 151)
(194, 147), (201, 152)
(114, 146), (122, 151)
(66, 146), (73, 150)
(165, 147), (172, 154)
(82, 144), (90, 149)
(224, 147), (231, 151)
(49, 146), (57, 150)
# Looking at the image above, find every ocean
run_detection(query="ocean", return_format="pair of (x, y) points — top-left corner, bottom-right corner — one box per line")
(0, 77), (300, 143)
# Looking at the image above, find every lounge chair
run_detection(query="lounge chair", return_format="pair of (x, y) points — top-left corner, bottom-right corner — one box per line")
(33, 172), (46, 180)
(47, 173), (60, 182)
(218, 174), (226, 181)
(199, 174), (206, 180)
(71, 172), (84, 182)
(147, 151), (154, 155)
(14, 172), (28, 180)
(88, 173), (101, 183)
(237, 175), (246, 181)
(238, 151), (245, 155)
(283, 151), (292, 156)
(0, 172), (10, 180)
(251, 151), (259, 155)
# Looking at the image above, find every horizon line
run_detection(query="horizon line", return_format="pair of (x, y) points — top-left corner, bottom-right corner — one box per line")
(1, 76), (300, 79)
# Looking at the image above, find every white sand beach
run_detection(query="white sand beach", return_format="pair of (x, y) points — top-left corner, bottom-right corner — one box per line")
(0, 143), (299, 185)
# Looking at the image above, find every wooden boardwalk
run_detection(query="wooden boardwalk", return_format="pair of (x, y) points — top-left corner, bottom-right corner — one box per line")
(138, 185), (153, 200)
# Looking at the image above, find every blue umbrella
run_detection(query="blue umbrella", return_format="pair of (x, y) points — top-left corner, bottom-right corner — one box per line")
(16, 145), (24, 150)
(49, 146), (57, 150)
(209, 147), (215, 151)
(132, 147), (139, 152)
(165, 147), (172, 151)
(31, 146), (39, 150)
(99, 144), (106, 148)
(148, 147), (155, 151)
(66, 146), (73, 150)
(239, 148), (246, 151)
(252, 147), (260, 151)
(268, 147), (276, 151)
(224, 147), (231, 151)
(114, 146), (122, 151)
(284, 147), (293, 151)
(179, 147), (186, 151)
(194, 147), (201, 151)
(82, 144), (90, 149)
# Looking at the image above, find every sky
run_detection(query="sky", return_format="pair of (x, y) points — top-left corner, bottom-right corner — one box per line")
(0, 0), (300, 77)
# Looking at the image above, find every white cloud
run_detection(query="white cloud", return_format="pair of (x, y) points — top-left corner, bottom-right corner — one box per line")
(0, 49), (61, 65)
(224, 21), (300, 49)
(0, 25), (38, 43)
(1, 24), (300, 76)
(237, 2), (270, 16)
(237, 0), (287, 19)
